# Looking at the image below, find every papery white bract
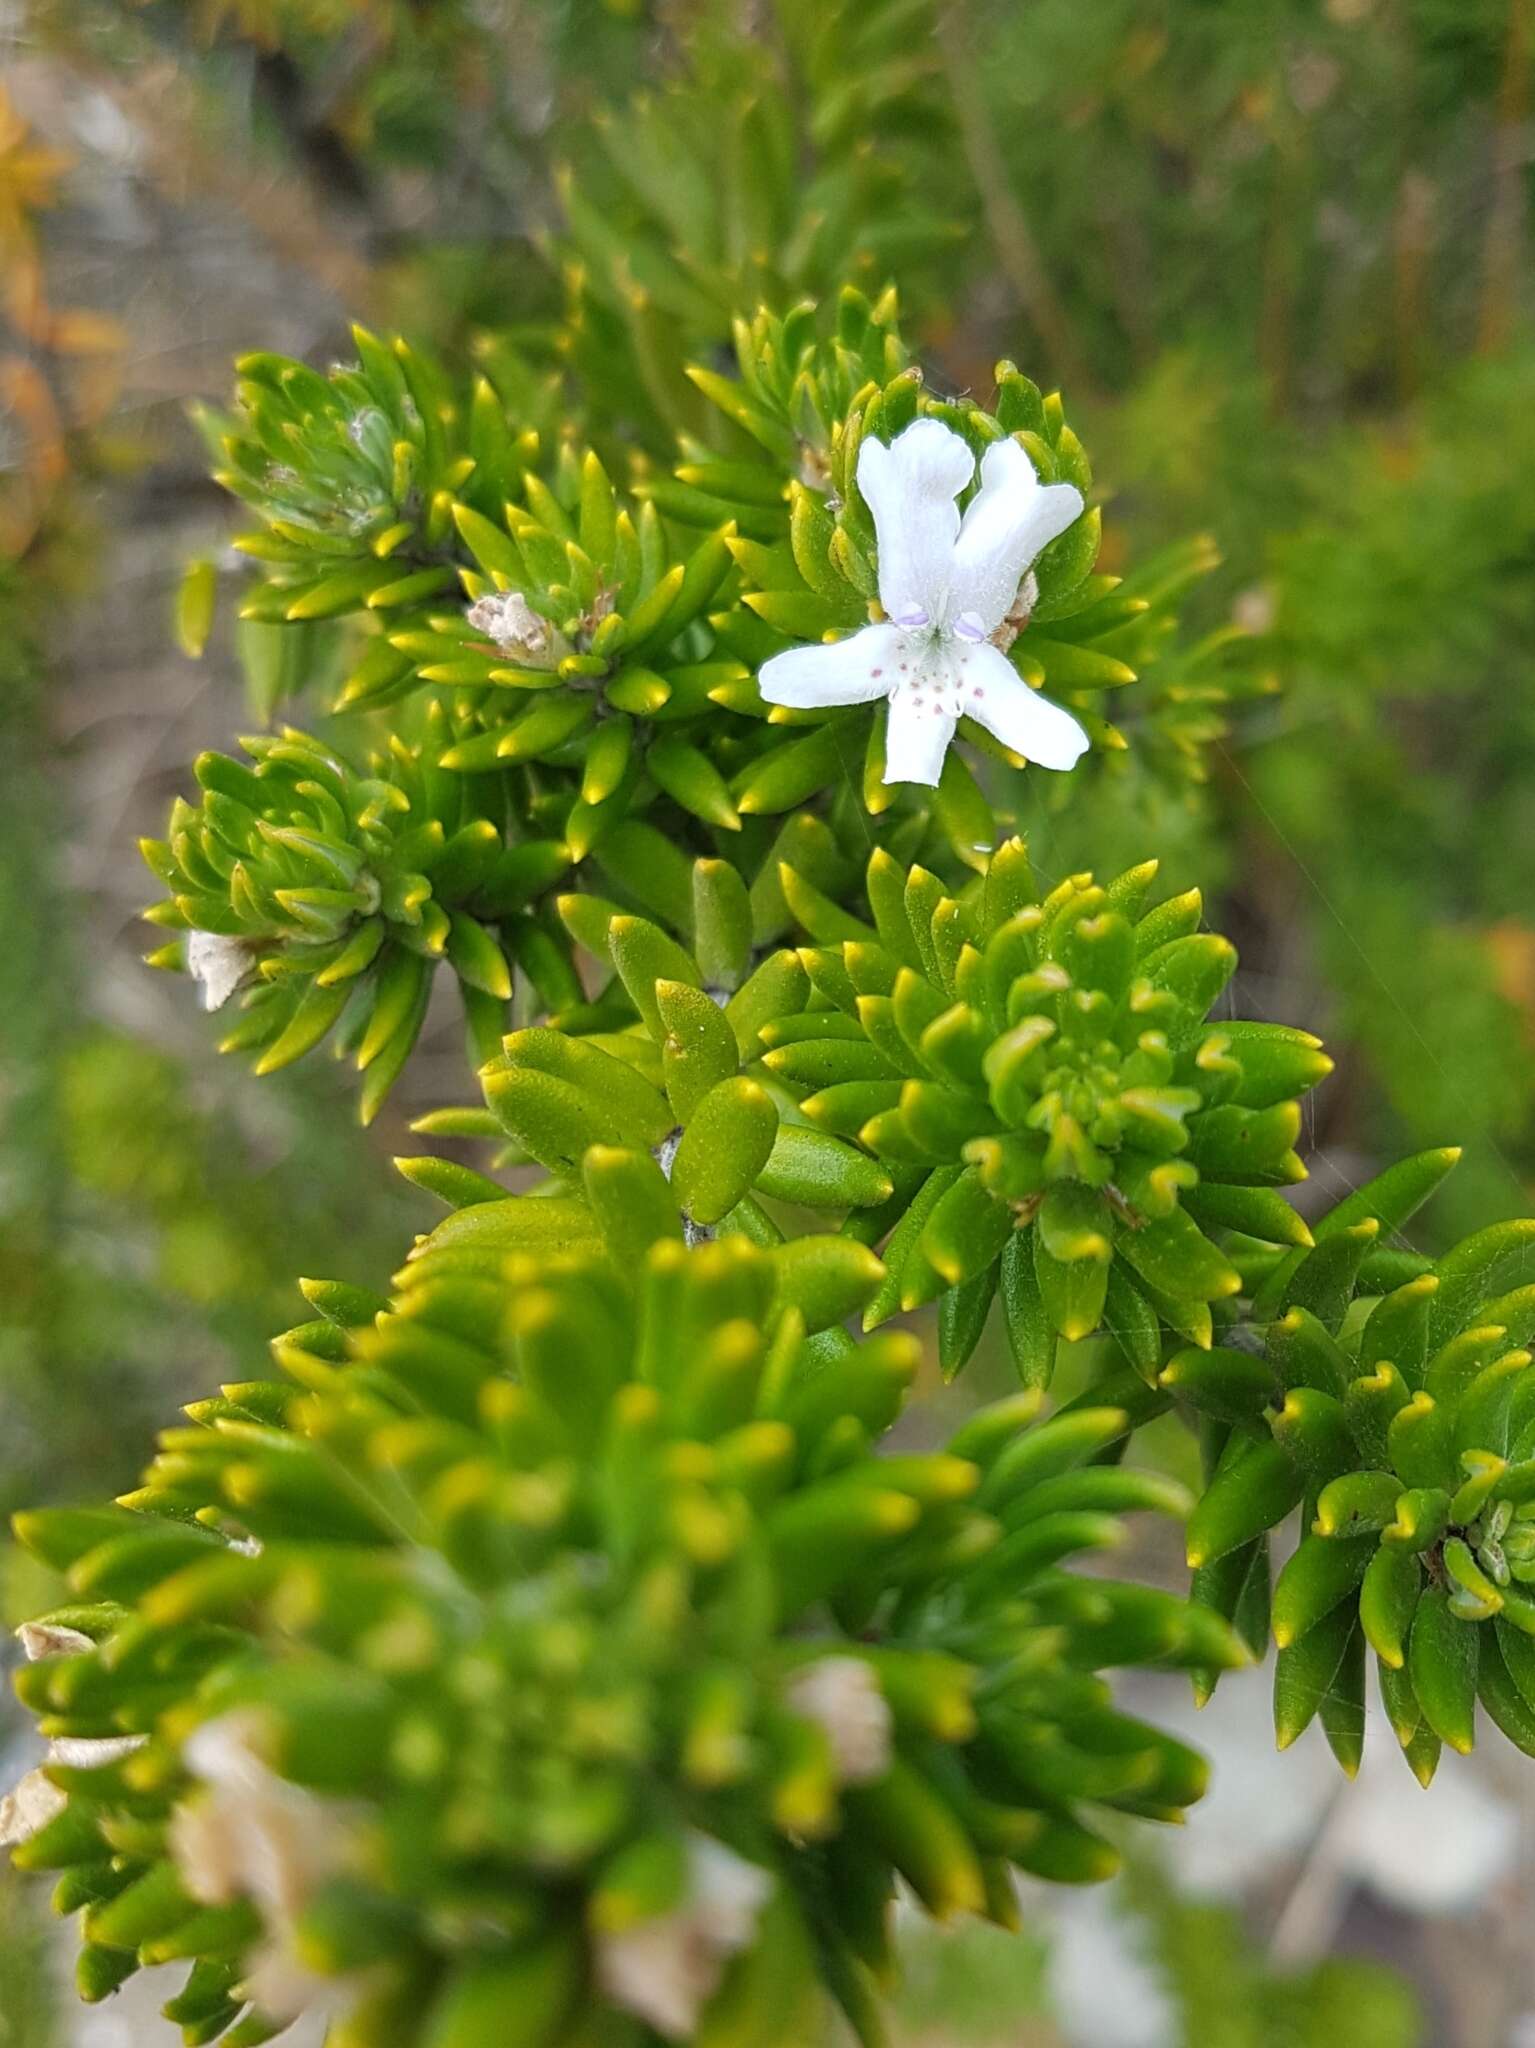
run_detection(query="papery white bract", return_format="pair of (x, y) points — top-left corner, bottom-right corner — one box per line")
(0, 1623), (144, 1848)
(785, 1657), (893, 1786)
(0, 1769), (67, 1848)
(170, 1712), (357, 2021)
(758, 418), (1090, 787)
(594, 1833), (772, 2040)
(464, 588), (564, 666)
(186, 928), (255, 1013)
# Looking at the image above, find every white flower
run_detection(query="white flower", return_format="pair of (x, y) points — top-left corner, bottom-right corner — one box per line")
(170, 1712), (356, 2022)
(185, 928), (255, 1013)
(758, 418), (1090, 787)
(0, 1623), (144, 1849)
(594, 1833), (772, 2040)
(465, 588), (564, 667)
(785, 1657), (893, 1786)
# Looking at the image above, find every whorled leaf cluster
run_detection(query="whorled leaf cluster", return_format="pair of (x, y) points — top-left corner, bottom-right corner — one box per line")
(141, 714), (569, 1116)
(1171, 1149), (1535, 1779)
(756, 839), (1329, 1380)
(6, 1230), (1234, 2047)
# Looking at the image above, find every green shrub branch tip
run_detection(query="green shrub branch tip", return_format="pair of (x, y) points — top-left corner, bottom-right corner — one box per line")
(12, 253), (1534, 2048)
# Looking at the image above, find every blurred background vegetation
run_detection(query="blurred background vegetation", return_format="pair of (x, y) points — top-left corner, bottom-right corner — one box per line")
(5, 0), (1535, 2041)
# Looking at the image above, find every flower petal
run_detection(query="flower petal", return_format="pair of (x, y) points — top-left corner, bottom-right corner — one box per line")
(758, 623), (902, 710)
(856, 419), (973, 623)
(961, 642), (1089, 770)
(949, 437), (1084, 632)
(883, 689), (957, 788)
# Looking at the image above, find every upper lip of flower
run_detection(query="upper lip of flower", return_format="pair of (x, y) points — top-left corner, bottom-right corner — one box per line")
(756, 416), (1091, 788)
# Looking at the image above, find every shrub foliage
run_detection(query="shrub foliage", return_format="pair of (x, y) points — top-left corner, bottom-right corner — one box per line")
(9, 6), (1535, 2045)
